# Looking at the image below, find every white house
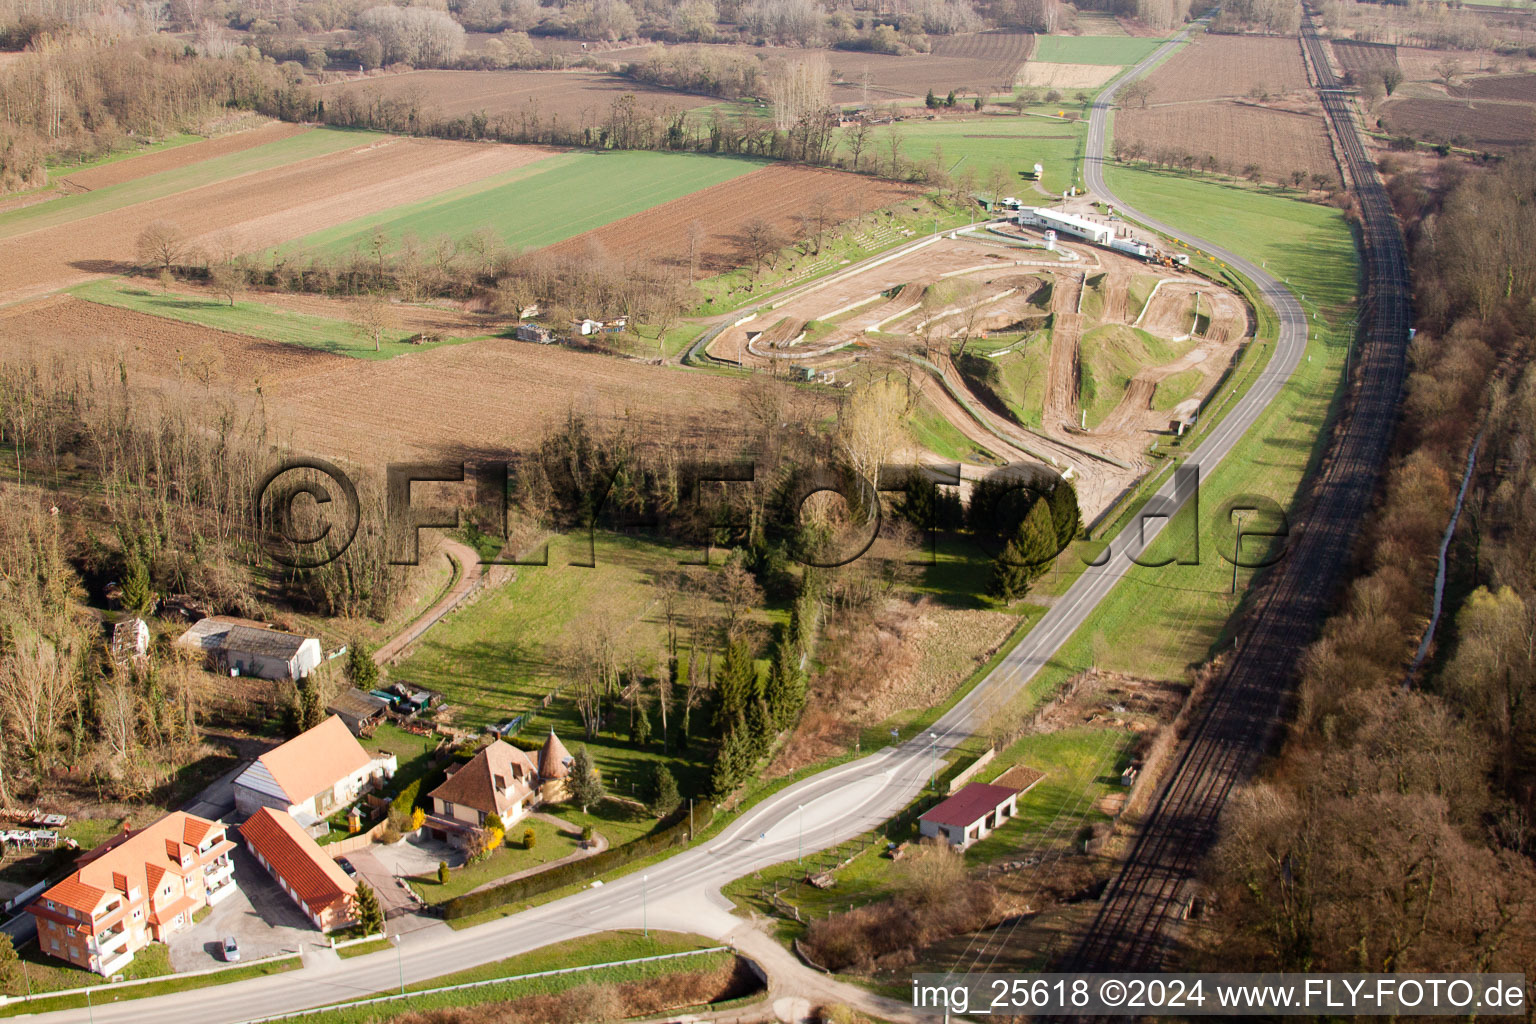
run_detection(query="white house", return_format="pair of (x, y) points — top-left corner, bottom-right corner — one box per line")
(233, 716), (396, 829)
(918, 782), (1021, 849)
(1014, 207), (1114, 246)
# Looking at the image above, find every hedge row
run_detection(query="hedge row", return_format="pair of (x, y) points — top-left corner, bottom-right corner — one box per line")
(441, 799), (716, 920)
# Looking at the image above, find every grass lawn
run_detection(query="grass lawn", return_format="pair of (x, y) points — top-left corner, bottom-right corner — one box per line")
(865, 116), (1088, 195)
(0, 943), (299, 1017)
(294, 932), (733, 1024)
(0, 127), (376, 241)
(965, 727), (1133, 864)
(391, 533), (781, 802)
(0, 818), (123, 889)
(989, 331), (1051, 428)
(408, 818), (577, 904)
(1151, 368), (1203, 411)
(1033, 35), (1169, 65)
(291, 150), (763, 257)
(68, 280), (474, 360)
(1103, 165), (1359, 313)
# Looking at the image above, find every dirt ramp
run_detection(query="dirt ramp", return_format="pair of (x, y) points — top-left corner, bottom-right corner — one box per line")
(1102, 272), (1130, 322)
(1044, 311), (1084, 430)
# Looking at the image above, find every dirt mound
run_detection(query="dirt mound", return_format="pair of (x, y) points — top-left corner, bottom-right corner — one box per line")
(1044, 311), (1083, 430)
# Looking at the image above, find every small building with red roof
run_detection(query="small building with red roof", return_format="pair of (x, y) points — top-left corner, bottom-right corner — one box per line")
(238, 808), (357, 932)
(918, 782), (1022, 849)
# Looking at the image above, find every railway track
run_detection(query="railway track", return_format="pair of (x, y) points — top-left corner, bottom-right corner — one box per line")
(1063, 10), (1413, 972)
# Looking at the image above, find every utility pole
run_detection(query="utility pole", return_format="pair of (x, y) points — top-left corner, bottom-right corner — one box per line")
(928, 731), (939, 789)
(1231, 510), (1251, 595)
(641, 874), (649, 939)
(391, 933), (404, 996)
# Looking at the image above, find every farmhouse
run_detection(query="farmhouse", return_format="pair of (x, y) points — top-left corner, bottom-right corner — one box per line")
(233, 716), (397, 828)
(28, 813), (236, 975)
(1015, 206), (1114, 246)
(919, 782), (1021, 849)
(173, 617), (322, 680)
(239, 808), (357, 932)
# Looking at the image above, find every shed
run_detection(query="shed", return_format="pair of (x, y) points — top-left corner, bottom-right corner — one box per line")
(326, 688), (390, 736)
(110, 617), (150, 667)
(516, 323), (553, 344)
(219, 625), (322, 681)
(919, 782), (1020, 849)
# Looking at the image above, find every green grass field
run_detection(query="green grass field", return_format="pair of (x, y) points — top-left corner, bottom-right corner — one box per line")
(1103, 165), (1359, 313)
(1032, 35), (1170, 65)
(1151, 368), (1203, 411)
(861, 117), (1087, 195)
(290, 150), (764, 256)
(390, 533), (782, 803)
(68, 280), (470, 360)
(0, 127), (378, 241)
(906, 396), (1001, 464)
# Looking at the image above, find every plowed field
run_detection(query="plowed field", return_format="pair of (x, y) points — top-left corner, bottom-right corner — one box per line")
(318, 70), (717, 122)
(0, 137), (558, 303)
(1380, 95), (1536, 148)
(0, 296), (748, 462)
(547, 163), (919, 271)
(1451, 72), (1536, 102)
(1117, 101), (1339, 186)
(1140, 34), (1310, 103)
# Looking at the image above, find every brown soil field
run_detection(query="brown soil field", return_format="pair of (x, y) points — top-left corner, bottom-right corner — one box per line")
(0, 137), (558, 304)
(0, 296), (748, 463)
(0, 295), (348, 388)
(1073, 12), (1131, 35)
(1142, 34), (1311, 103)
(317, 70), (715, 123)
(547, 163), (919, 271)
(828, 31), (1034, 101)
(1380, 95), (1536, 148)
(62, 122), (311, 192)
(1451, 72), (1536, 102)
(1331, 38), (1399, 77)
(1117, 101), (1339, 185)
(1018, 62), (1122, 88)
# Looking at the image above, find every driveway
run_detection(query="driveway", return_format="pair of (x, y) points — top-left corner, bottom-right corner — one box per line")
(343, 847), (424, 922)
(169, 846), (319, 971)
(365, 832), (459, 877)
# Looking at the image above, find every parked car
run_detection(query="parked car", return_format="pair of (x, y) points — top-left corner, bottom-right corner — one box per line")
(336, 857), (358, 878)
(222, 936), (240, 962)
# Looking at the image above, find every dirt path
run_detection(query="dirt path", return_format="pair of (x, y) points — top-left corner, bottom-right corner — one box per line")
(374, 537), (488, 666)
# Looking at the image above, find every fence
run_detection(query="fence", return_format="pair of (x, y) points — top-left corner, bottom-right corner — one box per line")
(947, 748), (997, 794)
(234, 946), (733, 1024)
(321, 818), (392, 856)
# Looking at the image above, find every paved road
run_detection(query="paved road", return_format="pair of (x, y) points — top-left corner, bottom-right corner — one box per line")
(35, 33), (1320, 1022)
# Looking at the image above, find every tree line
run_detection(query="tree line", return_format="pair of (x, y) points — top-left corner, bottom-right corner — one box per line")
(1205, 152), (1536, 973)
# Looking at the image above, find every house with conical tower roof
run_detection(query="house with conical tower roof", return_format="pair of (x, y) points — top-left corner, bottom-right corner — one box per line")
(536, 728), (573, 804)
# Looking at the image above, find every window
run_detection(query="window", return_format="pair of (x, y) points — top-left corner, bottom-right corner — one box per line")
(50, 939), (59, 951)
(45, 899), (55, 911)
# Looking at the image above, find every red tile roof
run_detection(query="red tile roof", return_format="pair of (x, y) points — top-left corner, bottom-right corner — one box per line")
(32, 812), (227, 918)
(919, 783), (1020, 829)
(238, 808), (356, 915)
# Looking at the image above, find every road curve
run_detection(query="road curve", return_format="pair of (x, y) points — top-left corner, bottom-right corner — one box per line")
(38, 34), (1329, 1024)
